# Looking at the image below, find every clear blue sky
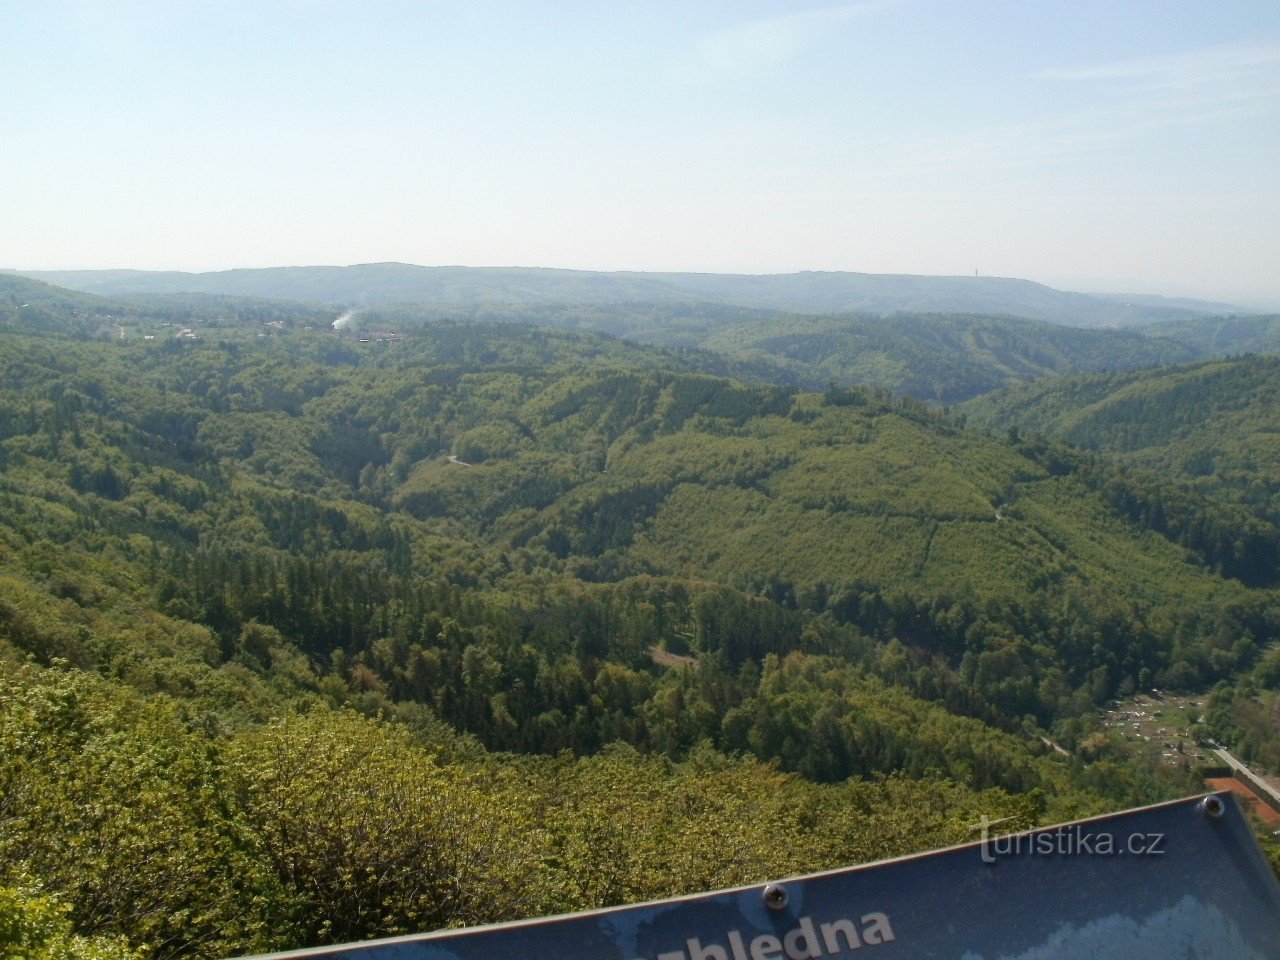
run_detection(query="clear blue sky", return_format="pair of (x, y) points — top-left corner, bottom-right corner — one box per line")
(4, 1), (1279, 304)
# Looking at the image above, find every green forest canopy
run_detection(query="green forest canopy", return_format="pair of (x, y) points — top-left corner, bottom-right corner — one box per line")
(1, 311), (1277, 958)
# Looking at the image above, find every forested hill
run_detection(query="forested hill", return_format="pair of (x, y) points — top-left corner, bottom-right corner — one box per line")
(687, 313), (1195, 399)
(0, 322), (1269, 721)
(959, 354), (1280, 546)
(0, 272), (336, 333)
(13, 262), (1238, 326)
(1142, 313), (1280, 356)
(1, 318), (1276, 958)
(0, 272), (118, 334)
(387, 304), (1196, 403)
(8, 273), (1214, 404)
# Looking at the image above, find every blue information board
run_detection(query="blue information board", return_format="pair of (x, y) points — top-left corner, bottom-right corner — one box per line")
(238, 792), (1280, 960)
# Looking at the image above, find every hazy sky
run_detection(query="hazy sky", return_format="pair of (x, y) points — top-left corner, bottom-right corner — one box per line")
(4, 1), (1279, 303)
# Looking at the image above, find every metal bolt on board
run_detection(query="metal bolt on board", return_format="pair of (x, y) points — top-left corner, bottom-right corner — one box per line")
(762, 884), (788, 910)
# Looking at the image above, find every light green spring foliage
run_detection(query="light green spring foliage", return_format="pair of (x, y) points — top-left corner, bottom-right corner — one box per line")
(1, 660), (1040, 960)
(0, 883), (138, 960)
(0, 662), (287, 959)
(537, 742), (1042, 913)
(224, 709), (547, 944)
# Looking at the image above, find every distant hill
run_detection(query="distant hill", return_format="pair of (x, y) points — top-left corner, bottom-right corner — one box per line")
(16, 262), (1241, 327)
(1086, 291), (1244, 317)
(2, 271), (1212, 403)
(355, 302), (1198, 403)
(1142, 314), (1280, 357)
(0, 272), (118, 334)
(0, 272), (336, 335)
(1, 271), (112, 313)
(646, 272), (1239, 327)
(674, 311), (1197, 403)
(18, 264), (682, 308)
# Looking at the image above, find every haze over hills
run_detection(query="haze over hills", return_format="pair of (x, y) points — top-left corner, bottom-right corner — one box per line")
(0, 270), (114, 317)
(1086, 291), (1250, 315)
(1141, 314), (1280, 357)
(0, 272), (1213, 404)
(0, 271), (341, 337)
(10, 263), (1244, 328)
(9, 271), (1271, 405)
(371, 302), (1201, 404)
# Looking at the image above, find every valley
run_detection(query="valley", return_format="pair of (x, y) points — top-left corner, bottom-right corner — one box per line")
(1, 272), (1278, 959)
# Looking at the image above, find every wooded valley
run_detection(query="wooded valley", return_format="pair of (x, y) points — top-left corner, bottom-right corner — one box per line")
(2, 272), (1278, 959)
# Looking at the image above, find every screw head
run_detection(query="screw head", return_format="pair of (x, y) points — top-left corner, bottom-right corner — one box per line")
(1201, 795), (1226, 820)
(763, 883), (788, 910)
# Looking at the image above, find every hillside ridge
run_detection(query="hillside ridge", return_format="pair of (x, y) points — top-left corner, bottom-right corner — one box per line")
(15, 263), (1242, 327)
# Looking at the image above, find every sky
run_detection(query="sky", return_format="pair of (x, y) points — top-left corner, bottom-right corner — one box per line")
(3, 0), (1279, 305)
